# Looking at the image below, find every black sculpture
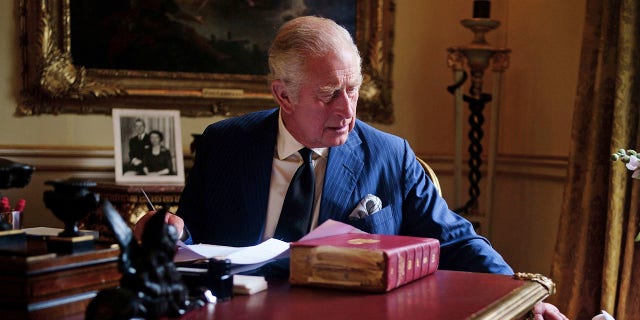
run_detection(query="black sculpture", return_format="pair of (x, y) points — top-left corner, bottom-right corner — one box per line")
(86, 201), (204, 319)
(43, 179), (99, 237)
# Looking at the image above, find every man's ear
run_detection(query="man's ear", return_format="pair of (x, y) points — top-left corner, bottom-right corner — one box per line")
(271, 80), (293, 113)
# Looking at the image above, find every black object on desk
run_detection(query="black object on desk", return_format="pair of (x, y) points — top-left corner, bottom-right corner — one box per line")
(208, 258), (234, 301)
(179, 258), (235, 302)
(43, 179), (99, 254)
(86, 201), (205, 319)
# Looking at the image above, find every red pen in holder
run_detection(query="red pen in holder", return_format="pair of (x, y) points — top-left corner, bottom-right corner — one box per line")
(0, 198), (25, 230)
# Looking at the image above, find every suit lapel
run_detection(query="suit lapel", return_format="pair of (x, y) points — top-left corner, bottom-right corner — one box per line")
(239, 111), (278, 242)
(319, 129), (363, 223)
(231, 112), (365, 240)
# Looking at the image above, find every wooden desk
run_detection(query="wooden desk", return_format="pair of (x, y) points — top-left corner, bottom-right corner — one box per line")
(44, 268), (552, 319)
(0, 237), (120, 320)
(182, 270), (553, 320)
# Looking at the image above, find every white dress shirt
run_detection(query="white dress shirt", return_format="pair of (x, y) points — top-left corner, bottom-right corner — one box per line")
(262, 114), (328, 241)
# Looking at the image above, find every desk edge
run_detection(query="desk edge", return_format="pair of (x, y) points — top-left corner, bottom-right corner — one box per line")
(471, 278), (553, 320)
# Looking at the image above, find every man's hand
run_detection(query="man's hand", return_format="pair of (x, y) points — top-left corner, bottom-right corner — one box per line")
(531, 302), (569, 320)
(134, 210), (185, 241)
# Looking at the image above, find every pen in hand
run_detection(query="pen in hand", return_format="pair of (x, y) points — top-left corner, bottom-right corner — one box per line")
(139, 188), (188, 243)
(140, 188), (156, 211)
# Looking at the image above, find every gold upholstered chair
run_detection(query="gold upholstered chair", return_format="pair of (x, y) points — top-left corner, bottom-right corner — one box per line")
(416, 157), (442, 197)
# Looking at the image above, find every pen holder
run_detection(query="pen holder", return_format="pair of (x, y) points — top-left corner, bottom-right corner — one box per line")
(0, 211), (22, 230)
(0, 211), (26, 253)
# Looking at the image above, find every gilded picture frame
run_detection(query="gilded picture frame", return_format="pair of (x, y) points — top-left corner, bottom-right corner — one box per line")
(18, 0), (395, 123)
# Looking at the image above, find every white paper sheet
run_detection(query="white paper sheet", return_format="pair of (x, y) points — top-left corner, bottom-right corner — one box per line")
(173, 219), (367, 265)
(175, 238), (289, 265)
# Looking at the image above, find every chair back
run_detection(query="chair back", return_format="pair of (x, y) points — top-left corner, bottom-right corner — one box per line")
(416, 157), (442, 197)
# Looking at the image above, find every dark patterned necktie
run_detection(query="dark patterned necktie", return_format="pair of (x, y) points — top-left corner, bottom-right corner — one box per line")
(273, 148), (315, 242)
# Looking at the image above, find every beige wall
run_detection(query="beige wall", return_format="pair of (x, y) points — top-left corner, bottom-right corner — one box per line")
(0, 1), (584, 275)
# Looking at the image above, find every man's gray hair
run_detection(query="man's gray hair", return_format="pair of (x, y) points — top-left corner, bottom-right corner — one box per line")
(268, 16), (361, 102)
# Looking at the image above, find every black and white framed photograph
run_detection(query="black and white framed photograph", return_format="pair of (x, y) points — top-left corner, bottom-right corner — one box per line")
(113, 109), (185, 184)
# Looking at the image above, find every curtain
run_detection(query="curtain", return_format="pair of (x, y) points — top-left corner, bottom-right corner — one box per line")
(548, 0), (640, 319)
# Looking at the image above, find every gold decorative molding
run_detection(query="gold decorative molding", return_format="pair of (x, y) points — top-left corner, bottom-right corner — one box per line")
(36, 3), (124, 100)
(513, 272), (556, 295)
(19, 0), (396, 123)
(472, 281), (553, 320)
(470, 273), (556, 320)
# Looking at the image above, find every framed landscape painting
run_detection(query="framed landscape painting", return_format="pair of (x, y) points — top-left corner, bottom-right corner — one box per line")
(19, 0), (395, 123)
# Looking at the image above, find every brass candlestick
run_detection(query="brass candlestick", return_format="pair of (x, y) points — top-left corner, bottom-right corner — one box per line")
(446, 0), (510, 235)
(448, 18), (510, 99)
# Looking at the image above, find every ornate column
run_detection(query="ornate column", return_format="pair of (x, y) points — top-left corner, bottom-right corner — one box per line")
(446, 0), (510, 235)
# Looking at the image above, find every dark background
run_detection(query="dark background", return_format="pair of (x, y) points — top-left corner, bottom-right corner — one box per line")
(70, 0), (357, 75)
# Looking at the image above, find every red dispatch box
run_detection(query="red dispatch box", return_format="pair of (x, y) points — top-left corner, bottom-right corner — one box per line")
(289, 233), (439, 292)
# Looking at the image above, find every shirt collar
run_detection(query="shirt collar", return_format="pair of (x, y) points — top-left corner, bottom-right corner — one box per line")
(277, 111), (328, 160)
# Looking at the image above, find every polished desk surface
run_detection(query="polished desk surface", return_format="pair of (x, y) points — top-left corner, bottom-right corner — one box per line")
(181, 270), (549, 320)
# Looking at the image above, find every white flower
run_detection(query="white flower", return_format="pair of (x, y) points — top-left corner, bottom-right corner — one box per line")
(592, 310), (615, 320)
(612, 149), (640, 241)
(625, 155), (640, 171)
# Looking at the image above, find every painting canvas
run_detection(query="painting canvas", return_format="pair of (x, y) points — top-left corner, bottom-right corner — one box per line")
(113, 109), (185, 184)
(20, 0), (394, 122)
(70, 0), (357, 75)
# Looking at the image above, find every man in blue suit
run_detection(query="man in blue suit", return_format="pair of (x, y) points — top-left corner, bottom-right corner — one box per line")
(173, 15), (510, 274)
(135, 16), (566, 319)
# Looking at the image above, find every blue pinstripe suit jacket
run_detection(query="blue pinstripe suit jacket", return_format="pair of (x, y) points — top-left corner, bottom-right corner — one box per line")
(178, 108), (513, 274)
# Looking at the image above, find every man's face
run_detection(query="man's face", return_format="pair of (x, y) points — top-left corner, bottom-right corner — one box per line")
(281, 48), (361, 148)
(134, 121), (145, 135)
